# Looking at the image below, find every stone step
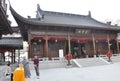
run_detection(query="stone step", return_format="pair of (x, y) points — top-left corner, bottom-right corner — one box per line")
(74, 58), (109, 67)
(103, 56), (120, 63)
(29, 60), (68, 70)
(29, 56), (120, 70)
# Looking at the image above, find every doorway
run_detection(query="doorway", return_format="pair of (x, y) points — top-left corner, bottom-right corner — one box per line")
(71, 42), (86, 58)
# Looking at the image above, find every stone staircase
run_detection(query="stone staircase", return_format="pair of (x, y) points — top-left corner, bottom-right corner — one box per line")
(29, 57), (110, 69)
(29, 60), (68, 70)
(73, 57), (109, 67)
(102, 55), (120, 63)
(28, 55), (120, 70)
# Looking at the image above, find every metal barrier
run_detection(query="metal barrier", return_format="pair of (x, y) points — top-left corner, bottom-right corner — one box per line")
(99, 54), (120, 57)
(29, 57), (65, 61)
(51, 57), (65, 61)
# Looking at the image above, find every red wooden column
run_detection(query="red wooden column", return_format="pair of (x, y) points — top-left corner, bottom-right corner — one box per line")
(28, 34), (32, 58)
(107, 34), (110, 52)
(2, 52), (5, 62)
(11, 50), (13, 63)
(68, 33), (71, 54)
(13, 49), (16, 63)
(92, 33), (96, 56)
(44, 32), (48, 57)
(116, 37), (119, 54)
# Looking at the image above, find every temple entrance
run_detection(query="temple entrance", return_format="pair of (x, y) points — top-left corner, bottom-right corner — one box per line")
(71, 42), (86, 58)
(48, 41), (66, 59)
(110, 39), (117, 54)
(80, 44), (86, 58)
(71, 42), (79, 58)
(31, 40), (44, 58)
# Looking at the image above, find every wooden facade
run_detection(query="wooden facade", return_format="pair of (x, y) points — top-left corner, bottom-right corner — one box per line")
(10, 4), (120, 59)
(28, 27), (119, 58)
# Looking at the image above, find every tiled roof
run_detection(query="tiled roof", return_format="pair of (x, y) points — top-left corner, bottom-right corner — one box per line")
(0, 5), (13, 35)
(10, 6), (120, 30)
(11, 27), (20, 33)
(37, 11), (111, 28)
(0, 37), (23, 49)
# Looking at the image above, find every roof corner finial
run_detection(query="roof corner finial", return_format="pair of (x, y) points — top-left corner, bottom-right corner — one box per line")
(37, 4), (40, 9)
(36, 3), (44, 20)
(88, 10), (91, 17)
(36, 3), (43, 13)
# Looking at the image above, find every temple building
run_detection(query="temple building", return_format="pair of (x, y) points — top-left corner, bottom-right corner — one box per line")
(0, 0), (23, 63)
(0, 0), (13, 38)
(10, 4), (120, 59)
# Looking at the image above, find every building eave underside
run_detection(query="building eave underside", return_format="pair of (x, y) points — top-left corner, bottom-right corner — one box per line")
(0, 5), (13, 34)
(0, 37), (23, 49)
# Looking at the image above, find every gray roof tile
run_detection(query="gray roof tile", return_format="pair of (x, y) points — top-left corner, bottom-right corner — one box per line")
(10, 6), (120, 30)
(0, 37), (23, 49)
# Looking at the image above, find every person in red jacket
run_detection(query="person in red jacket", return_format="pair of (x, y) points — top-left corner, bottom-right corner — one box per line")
(106, 52), (112, 62)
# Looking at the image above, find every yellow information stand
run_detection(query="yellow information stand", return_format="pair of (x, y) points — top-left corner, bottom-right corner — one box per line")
(13, 64), (26, 81)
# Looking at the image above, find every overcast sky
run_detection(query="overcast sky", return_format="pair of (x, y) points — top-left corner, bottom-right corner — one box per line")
(8, 0), (120, 26)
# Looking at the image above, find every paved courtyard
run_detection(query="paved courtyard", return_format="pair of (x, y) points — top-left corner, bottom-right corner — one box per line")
(3, 56), (120, 81)
(26, 62), (120, 81)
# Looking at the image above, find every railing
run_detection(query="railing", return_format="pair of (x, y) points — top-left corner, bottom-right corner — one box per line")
(51, 57), (65, 60)
(29, 57), (49, 61)
(112, 54), (120, 56)
(29, 54), (120, 62)
(99, 54), (120, 57)
(29, 57), (65, 61)
(99, 54), (107, 57)
(39, 57), (49, 61)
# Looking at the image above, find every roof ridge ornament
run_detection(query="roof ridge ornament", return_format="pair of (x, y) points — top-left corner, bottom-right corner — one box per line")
(36, 4), (44, 21)
(88, 10), (91, 17)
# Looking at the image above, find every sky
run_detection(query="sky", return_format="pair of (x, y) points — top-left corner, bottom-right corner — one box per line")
(7, 0), (120, 26)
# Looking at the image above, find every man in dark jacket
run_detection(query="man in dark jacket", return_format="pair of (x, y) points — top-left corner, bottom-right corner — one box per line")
(33, 56), (39, 79)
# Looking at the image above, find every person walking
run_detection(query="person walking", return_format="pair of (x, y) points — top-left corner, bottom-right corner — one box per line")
(21, 57), (31, 78)
(13, 64), (26, 81)
(5, 63), (13, 81)
(33, 56), (40, 79)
